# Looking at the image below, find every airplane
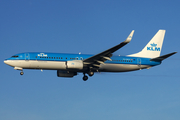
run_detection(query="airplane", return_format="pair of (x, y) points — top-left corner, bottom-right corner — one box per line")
(4, 30), (177, 81)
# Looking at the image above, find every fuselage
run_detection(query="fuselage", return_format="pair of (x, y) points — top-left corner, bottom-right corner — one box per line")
(4, 52), (161, 72)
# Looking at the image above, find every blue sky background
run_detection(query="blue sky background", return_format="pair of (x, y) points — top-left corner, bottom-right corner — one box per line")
(0, 0), (180, 120)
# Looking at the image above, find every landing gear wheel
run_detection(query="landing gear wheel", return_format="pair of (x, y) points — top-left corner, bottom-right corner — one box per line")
(20, 71), (24, 75)
(88, 71), (94, 77)
(83, 75), (88, 81)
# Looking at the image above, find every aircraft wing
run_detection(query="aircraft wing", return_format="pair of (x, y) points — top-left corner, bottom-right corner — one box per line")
(83, 30), (134, 68)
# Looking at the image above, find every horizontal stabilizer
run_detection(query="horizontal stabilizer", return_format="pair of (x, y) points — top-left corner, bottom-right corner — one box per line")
(150, 52), (177, 61)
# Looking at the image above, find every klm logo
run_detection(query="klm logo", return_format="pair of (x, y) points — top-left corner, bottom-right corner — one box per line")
(147, 43), (160, 51)
(38, 53), (47, 57)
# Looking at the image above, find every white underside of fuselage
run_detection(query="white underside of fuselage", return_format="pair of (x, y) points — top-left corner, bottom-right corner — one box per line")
(4, 60), (151, 72)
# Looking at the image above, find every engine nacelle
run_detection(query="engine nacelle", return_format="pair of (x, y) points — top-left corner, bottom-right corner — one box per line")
(57, 70), (77, 77)
(66, 60), (83, 69)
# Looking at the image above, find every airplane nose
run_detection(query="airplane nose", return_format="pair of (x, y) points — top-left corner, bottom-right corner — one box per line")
(4, 60), (16, 67)
(4, 60), (7, 64)
(4, 60), (9, 65)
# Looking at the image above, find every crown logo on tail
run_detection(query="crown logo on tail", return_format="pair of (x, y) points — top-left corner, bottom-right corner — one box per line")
(150, 43), (157, 47)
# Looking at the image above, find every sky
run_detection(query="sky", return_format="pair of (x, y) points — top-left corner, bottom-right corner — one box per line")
(0, 0), (180, 120)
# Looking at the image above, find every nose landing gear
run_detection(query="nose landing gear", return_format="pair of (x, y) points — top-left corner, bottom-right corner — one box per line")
(14, 67), (24, 75)
(20, 71), (24, 75)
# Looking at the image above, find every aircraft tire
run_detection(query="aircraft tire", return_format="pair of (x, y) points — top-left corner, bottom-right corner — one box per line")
(83, 75), (88, 81)
(20, 71), (24, 75)
(88, 71), (94, 77)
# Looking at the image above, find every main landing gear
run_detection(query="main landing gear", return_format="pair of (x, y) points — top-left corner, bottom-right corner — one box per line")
(82, 71), (94, 81)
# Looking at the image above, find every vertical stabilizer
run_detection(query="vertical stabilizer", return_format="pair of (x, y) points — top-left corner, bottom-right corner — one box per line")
(128, 30), (166, 58)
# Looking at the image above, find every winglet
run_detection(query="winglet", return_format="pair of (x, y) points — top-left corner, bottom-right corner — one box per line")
(124, 30), (134, 43)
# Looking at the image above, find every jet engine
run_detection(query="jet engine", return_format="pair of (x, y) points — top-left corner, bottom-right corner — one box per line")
(57, 70), (77, 77)
(66, 60), (83, 69)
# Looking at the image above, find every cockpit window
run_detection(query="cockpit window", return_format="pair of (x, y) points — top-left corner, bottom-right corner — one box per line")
(12, 55), (19, 58)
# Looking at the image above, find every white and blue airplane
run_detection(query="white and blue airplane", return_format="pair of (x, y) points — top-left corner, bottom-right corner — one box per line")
(4, 30), (177, 81)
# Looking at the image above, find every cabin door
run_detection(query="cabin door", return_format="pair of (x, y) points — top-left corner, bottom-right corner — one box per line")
(137, 58), (141, 69)
(25, 53), (30, 60)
